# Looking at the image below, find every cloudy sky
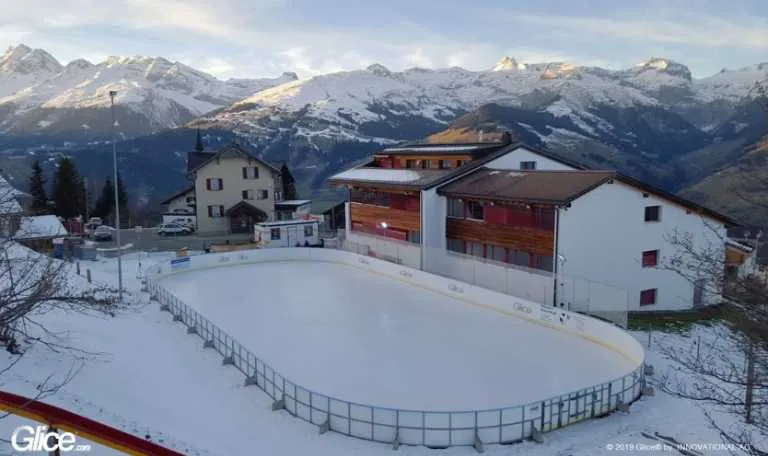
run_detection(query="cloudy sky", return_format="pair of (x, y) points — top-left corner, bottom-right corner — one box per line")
(1, 0), (766, 80)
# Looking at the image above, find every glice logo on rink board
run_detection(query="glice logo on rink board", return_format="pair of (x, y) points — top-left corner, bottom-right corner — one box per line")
(11, 425), (92, 453)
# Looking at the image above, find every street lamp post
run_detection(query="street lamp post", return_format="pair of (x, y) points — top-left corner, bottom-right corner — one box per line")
(109, 91), (123, 301)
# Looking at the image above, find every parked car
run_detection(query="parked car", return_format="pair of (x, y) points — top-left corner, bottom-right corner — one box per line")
(158, 223), (192, 236)
(92, 225), (113, 241)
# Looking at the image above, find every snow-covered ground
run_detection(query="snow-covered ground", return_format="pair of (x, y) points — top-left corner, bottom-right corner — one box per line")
(159, 261), (634, 410)
(0, 250), (762, 455)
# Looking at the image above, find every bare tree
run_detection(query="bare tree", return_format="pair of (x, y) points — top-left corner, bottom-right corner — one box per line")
(0, 179), (118, 415)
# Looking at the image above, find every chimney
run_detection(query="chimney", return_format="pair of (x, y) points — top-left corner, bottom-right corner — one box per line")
(500, 131), (513, 145)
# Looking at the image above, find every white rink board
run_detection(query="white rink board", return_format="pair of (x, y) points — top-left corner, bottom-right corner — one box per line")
(157, 249), (642, 411)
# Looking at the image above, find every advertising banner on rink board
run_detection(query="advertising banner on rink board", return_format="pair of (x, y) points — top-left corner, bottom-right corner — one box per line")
(170, 257), (191, 270)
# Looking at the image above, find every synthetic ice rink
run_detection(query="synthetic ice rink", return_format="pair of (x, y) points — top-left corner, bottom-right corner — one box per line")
(159, 261), (635, 411)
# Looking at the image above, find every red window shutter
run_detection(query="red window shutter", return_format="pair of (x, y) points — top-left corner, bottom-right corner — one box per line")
(640, 289), (657, 306)
(642, 250), (658, 267)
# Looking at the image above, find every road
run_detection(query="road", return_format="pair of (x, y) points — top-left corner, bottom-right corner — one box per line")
(91, 227), (252, 253)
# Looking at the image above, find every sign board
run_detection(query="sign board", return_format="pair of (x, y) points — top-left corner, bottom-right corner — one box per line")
(170, 257), (191, 270)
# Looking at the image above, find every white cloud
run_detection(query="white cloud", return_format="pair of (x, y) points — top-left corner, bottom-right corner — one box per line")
(0, 0), (765, 80)
(504, 13), (768, 49)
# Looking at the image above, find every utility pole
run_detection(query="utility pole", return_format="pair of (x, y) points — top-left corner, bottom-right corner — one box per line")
(109, 91), (123, 302)
(83, 177), (89, 222)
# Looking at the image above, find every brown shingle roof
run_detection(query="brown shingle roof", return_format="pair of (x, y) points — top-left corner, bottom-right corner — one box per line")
(438, 168), (616, 204)
(438, 167), (738, 225)
(187, 151), (216, 174)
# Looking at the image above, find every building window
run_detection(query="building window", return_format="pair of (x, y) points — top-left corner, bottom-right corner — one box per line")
(270, 228), (281, 240)
(457, 159), (469, 167)
(520, 161), (536, 170)
(304, 225), (313, 237)
(407, 231), (421, 244)
(447, 238), (464, 253)
(439, 160), (452, 169)
(488, 244), (506, 262)
(242, 189), (254, 200)
(350, 189), (390, 206)
(185, 196), (195, 204)
(275, 175), (282, 186)
(534, 254), (554, 272)
(207, 205), (224, 218)
(467, 200), (484, 220)
(274, 190), (282, 201)
(206, 178), (223, 191)
(447, 198), (464, 218)
(640, 288), (657, 306)
(257, 190), (269, 200)
(406, 160), (416, 168)
(642, 249), (659, 267)
(423, 160), (432, 169)
(645, 205), (661, 222)
(469, 242), (483, 257)
(242, 167), (259, 179)
(509, 249), (530, 267)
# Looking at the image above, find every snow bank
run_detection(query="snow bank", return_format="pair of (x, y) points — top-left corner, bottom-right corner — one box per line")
(14, 215), (68, 239)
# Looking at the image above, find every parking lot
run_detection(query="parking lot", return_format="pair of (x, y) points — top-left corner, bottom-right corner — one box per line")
(91, 227), (252, 253)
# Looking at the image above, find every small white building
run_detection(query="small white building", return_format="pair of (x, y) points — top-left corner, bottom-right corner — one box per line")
(254, 219), (320, 248)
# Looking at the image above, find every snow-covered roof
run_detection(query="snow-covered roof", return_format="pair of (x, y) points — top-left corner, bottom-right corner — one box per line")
(275, 199), (311, 207)
(14, 215), (68, 240)
(330, 168), (450, 184)
(726, 238), (754, 252)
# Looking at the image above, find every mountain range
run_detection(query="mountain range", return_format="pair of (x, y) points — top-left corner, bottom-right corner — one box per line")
(0, 44), (766, 224)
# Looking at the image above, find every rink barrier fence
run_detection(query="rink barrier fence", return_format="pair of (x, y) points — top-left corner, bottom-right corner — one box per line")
(144, 248), (645, 448)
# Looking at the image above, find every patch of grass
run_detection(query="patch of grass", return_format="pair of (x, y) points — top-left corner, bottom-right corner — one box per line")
(628, 305), (726, 333)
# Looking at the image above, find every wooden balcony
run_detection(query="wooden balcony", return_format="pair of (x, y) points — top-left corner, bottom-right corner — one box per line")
(350, 202), (420, 232)
(446, 218), (554, 256)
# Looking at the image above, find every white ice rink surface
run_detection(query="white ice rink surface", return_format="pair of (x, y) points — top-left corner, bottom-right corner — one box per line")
(159, 261), (635, 411)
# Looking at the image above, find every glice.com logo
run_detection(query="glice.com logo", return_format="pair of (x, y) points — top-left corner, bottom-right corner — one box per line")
(11, 425), (92, 453)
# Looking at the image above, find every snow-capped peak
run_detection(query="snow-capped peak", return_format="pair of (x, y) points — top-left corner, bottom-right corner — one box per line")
(65, 59), (94, 71)
(367, 63), (392, 77)
(636, 57), (692, 81)
(493, 56), (526, 71)
(1, 44), (62, 74)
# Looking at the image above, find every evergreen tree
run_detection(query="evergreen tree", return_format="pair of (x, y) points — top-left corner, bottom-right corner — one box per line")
(52, 157), (83, 219)
(116, 173), (129, 228)
(91, 177), (114, 220)
(116, 173), (128, 210)
(28, 160), (49, 215)
(280, 163), (298, 200)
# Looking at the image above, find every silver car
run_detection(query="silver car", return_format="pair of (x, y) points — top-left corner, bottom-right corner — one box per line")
(158, 223), (192, 236)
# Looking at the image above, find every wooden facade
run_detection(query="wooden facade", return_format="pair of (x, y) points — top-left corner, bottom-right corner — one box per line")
(373, 154), (472, 169)
(446, 218), (554, 256)
(350, 202), (421, 232)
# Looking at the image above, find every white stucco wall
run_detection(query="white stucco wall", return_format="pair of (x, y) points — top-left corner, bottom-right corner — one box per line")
(556, 181), (726, 312)
(194, 156), (278, 234)
(485, 147), (578, 171)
